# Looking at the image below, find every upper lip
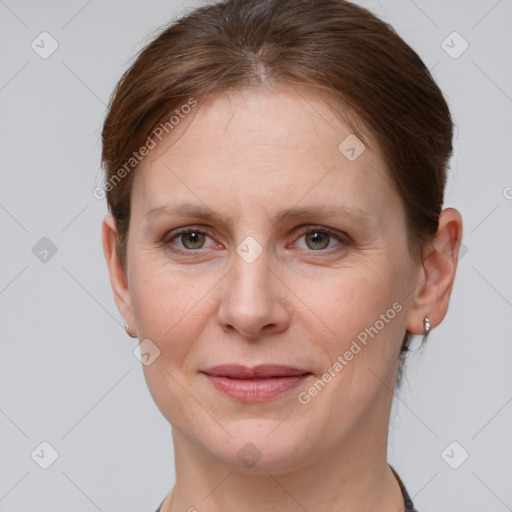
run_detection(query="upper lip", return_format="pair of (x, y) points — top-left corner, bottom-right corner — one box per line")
(202, 364), (311, 379)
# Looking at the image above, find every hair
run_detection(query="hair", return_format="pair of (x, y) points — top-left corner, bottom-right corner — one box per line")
(101, 0), (454, 386)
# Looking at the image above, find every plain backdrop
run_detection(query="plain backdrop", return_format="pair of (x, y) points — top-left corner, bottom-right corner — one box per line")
(1, 0), (511, 511)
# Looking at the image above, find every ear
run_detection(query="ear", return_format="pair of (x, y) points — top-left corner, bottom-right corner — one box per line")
(406, 208), (463, 335)
(101, 214), (136, 334)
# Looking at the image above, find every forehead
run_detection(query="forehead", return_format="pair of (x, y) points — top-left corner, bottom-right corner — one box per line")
(145, 85), (377, 162)
(132, 85), (399, 224)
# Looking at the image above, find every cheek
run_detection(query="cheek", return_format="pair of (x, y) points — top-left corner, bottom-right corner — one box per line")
(297, 268), (405, 423)
(300, 267), (409, 414)
(129, 258), (220, 362)
(129, 260), (221, 431)
(306, 265), (403, 350)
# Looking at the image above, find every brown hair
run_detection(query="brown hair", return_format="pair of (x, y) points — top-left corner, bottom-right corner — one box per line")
(101, 0), (454, 384)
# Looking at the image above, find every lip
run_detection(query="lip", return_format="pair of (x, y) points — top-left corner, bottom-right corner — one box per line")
(201, 364), (312, 402)
(203, 364), (310, 378)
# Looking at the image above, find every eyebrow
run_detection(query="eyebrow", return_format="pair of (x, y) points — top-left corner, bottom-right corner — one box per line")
(144, 202), (370, 227)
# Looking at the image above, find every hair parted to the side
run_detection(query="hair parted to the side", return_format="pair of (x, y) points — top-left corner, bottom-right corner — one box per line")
(101, 0), (454, 386)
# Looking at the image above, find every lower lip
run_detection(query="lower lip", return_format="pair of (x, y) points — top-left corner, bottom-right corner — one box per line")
(204, 374), (310, 401)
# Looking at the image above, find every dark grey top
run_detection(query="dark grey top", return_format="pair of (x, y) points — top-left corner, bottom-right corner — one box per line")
(391, 465), (418, 512)
(154, 465), (417, 511)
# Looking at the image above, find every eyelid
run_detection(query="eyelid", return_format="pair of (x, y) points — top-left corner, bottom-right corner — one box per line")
(163, 224), (216, 241)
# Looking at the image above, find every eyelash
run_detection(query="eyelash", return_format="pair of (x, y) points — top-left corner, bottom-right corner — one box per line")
(162, 225), (351, 256)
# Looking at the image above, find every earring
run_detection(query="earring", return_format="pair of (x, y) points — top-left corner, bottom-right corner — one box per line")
(422, 316), (431, 345)
(125, 322), (137, 338)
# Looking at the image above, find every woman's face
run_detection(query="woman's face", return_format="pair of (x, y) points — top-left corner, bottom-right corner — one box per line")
(118, 86), (423, 471)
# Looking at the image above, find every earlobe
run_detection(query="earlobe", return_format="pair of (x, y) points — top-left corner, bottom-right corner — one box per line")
(101, 214), (135, 330)
(406, 208), (463, 336)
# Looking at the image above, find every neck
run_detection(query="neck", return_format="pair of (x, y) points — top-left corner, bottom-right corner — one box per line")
(161, 399), (405, 512)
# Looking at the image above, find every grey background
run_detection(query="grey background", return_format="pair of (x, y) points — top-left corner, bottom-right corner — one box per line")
(1, 0), (511, 511)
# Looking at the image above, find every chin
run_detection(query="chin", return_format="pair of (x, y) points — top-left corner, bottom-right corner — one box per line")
(200, 420), (319, 474)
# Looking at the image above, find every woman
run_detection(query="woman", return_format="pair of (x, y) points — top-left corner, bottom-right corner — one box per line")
(100, 0), (463, 510)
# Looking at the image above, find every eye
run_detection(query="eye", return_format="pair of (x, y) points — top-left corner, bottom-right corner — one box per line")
(164, 228), (217, 252)
(294, 227), (349, 252)
(162, 225), (350, 255)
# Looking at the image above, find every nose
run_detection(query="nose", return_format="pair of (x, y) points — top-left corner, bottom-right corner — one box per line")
(216, 251), (290, 340)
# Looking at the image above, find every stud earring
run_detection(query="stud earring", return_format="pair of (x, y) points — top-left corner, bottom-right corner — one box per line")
(125, 322), (137, 338)
(421, 316), (431, 345)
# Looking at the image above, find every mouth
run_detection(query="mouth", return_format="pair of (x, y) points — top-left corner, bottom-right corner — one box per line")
(201, 364), (312, 402)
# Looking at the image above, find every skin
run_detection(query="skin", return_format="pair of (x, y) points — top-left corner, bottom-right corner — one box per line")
(102, 84), (463, 511)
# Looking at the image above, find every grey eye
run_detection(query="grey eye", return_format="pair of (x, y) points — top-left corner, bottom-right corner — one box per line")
(180, 231), (207, 249)
(304, 231), (332, 250)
